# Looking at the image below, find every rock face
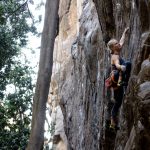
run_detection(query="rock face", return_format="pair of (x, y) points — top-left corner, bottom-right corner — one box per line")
(114, 58), (150, 150)
(50, 0), (150, 149)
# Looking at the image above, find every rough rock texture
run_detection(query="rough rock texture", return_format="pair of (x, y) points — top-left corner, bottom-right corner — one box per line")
(114, 58), (150, 150)
(93, 0), (150, 149)
(50, 0), (150, 149)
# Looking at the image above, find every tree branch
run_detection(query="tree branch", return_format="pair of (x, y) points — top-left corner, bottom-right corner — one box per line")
(6, 0), (28, 20)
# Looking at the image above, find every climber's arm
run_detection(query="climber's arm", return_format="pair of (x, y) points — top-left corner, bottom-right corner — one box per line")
(119, 27), (129, 47)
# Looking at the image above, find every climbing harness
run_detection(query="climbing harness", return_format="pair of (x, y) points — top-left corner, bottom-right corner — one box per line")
(105, 70), (119, 90)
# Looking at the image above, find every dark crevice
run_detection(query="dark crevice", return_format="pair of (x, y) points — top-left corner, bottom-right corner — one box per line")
(93, 0), (115, 44)
(139, 1), (150, 32)
(66, 0), (72, 14)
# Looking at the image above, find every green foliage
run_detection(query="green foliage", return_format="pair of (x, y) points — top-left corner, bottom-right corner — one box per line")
(0, 60), (35, 150)
(0, 0), (37, 98)
(0, 0), (39, 149)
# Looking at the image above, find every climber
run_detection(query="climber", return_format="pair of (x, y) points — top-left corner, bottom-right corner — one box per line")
(107, 27), (131, 130)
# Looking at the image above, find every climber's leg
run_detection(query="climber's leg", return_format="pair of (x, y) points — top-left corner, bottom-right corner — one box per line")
(117, 71), (123, 86)
(105, 89), (114, 129)
(110, 87), (123, 128)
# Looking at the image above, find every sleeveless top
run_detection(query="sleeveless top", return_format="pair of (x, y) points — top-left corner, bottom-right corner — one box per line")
(111, 56), (124, 71)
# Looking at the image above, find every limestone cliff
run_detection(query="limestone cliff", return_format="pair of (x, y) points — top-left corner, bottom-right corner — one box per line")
(50, 0), (150, 149)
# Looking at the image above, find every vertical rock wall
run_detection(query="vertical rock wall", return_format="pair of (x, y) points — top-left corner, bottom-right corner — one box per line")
(50, 0), (150, 149)
(93, 0), (150, 150)
(51, 0), (106, 149)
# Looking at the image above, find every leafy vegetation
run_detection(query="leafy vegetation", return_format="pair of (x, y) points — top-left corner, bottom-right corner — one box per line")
(0, 0), (37, 98)
(0, 0), (39, 149)
(0, 61), (34, 150)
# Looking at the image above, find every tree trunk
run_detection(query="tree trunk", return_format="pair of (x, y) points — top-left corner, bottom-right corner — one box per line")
(26, 0), (59, 149)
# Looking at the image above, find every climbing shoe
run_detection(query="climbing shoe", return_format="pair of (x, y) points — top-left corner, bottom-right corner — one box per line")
(110, 124), (115, 130)
(110, 124), (120, 131)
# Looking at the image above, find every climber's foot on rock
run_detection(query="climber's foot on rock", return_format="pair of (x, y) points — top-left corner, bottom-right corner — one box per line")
(110, 124), (120, 132)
